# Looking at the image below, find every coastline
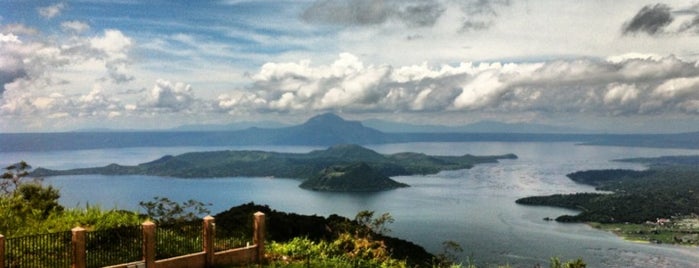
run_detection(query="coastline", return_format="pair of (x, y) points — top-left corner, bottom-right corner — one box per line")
(586, 221), (699, 247)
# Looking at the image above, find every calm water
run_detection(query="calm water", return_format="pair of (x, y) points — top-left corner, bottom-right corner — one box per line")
(3, 142), (699, 267)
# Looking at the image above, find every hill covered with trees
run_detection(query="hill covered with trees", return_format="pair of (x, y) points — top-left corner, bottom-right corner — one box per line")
(517, 167), (699, 223)
(33, 144), (516, 192)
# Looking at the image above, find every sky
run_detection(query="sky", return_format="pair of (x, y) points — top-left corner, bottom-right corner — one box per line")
(2, 0), (699, 133)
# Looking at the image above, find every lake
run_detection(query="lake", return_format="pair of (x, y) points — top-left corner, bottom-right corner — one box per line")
(3, 142), (699, 267)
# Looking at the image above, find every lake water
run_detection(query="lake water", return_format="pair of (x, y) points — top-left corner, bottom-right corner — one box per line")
(3, 142), (699, 267)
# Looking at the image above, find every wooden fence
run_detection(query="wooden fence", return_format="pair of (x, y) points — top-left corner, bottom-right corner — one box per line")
(0, 212), (266, 268)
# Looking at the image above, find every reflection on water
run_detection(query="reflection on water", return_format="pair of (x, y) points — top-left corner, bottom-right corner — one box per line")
(6, 142), (699, 267)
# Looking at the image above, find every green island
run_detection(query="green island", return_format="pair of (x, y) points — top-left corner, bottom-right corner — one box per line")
(516, 155), (699, 245)
(32, 144), (517, 192)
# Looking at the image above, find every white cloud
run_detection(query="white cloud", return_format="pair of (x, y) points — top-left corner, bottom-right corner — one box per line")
(0, 33), (20, 43)
(142, 79), (197, 112)
(215, 53), (699, 117)
(90, 29), (132, 60)
(61, 20), (90, 33)
(38, 3), (66, 19)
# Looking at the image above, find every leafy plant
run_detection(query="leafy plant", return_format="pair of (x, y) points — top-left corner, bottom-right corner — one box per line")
(138, 196), (211, 224)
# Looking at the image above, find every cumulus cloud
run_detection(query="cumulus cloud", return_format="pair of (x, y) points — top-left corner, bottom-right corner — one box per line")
(89, 29), (134, 83)
(142, 79), (197, 112)
(38, 3), (66, 19)
(0, 25), (139, 123)
(622, 3), (674, 35)
(215, 53), (699, 117)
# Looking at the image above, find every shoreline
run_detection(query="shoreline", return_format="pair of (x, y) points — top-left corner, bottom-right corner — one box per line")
(586, 222), (699, 247)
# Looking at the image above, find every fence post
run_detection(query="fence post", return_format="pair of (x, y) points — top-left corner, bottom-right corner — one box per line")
(253, 212), (266, 264)
(71, 227), (86, 268)
(0, 234), (5, 268)
(203, 215), (215, 267)
(142, 221), (156, 268)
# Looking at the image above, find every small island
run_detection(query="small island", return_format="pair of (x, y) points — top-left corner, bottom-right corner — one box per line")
(516, 155), (699, 245)
(33, 144), (517, 192)
(300, 162), (409, 192)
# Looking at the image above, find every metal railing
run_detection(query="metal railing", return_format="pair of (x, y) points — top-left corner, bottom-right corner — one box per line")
(5, 231), (71, 268)
(155, 220), (202, 259)
(86, 225), (143, 268)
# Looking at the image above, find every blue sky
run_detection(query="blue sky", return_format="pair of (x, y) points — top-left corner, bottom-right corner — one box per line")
(2, 0), (699, 133)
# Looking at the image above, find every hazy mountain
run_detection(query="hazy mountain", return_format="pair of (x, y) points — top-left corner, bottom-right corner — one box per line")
(270, 113), (388, 145)
(363, 119), (583, 133)
(4, 113), (699, 152)
(172, 121), (289, 131)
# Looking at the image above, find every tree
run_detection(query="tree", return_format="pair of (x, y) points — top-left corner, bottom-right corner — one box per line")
(0, 161), (65, 235)
(354, 210), (394, 237)
(1, 161), (32, 194)
(1, 161), (63, 218)
(138, 196), (211, 224)
(14, 183), (63, 218)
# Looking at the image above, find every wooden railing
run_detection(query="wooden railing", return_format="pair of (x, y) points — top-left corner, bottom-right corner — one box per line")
(0, 212), (265, 268)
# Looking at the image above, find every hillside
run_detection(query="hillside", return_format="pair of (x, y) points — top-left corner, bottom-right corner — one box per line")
(32, 144), (516, 191)
(214, 203), (435, 266)
(516, 156), (699, 224)
(299, 162), (409, 192)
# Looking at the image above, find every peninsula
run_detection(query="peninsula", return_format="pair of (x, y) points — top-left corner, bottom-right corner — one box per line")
(33, 144), (517, 192)
(516, 155), (699, 244)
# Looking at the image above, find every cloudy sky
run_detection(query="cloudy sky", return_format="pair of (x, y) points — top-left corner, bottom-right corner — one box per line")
(2, 0), (699, 133)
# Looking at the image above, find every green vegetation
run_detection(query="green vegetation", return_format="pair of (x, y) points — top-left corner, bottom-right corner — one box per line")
(300, 162), (409, 191)
(138, 196), (211, 223)
(516, 155), (699, 245)
(0, 162), (142, 237)
(266, 211), (407, 268)
(516, 168), (699, 223)
(32, 144), (517, 182)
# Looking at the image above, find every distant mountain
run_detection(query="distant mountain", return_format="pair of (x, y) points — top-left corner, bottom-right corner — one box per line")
(5, 113), (699, 152)
(299, 162), (409, 192)
(362, 119), (583, 133)
(172, 120), (289, 131)
(268, 113), (388, 145)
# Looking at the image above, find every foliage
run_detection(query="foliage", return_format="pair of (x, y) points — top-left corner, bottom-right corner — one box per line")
(1, 161), (32, 194)
(138, 196), (211, 224)
(299, 162), (409, 192)
(516, 167), (699, 224)
(549, 257), (586, 268)
(268, 235), (407, 268)
(355, 210), (395, 236)
(266, 210), (408, 267)
(0, 162), (144, 237)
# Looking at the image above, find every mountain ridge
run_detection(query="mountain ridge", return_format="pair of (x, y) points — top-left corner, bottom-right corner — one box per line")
(4, 113), (699, 152)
